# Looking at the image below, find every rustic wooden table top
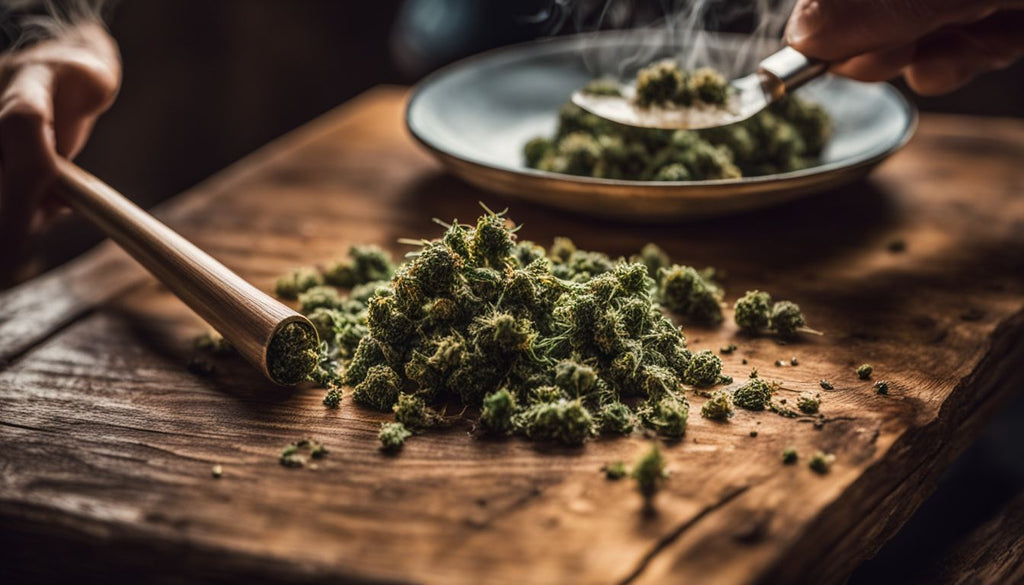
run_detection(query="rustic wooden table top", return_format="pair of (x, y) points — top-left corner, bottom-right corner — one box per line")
(2, 86), (1023, 585)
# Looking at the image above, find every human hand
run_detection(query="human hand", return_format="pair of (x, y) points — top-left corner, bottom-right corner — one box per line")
(786, 0), (1024, 95)
(0, 22), (120, 284)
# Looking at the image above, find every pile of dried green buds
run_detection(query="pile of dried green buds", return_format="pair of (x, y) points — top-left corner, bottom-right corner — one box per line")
(265, 208), (825, 452)
(524, 62), (832, 181)
(634, 62), (731, 108)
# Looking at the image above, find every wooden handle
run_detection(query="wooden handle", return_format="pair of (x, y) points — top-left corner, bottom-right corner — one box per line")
(54, 159), (312, 385)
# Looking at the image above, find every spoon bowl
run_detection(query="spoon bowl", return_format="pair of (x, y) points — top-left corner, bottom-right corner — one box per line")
(571, 47), (827, 131)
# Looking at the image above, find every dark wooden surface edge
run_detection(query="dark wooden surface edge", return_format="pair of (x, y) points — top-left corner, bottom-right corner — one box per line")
(757, 309), (1024, 584)
(916, 491), (1024, 584)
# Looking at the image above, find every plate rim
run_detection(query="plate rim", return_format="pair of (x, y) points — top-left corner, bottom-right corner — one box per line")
(405, 31), (919, 192)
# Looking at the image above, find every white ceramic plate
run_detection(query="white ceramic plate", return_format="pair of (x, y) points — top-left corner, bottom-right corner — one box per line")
(406, 32), (917, 221)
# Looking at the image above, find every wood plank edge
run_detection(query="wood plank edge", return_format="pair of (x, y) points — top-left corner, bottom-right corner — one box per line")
(1, 499), (414, 585)
(0, 243), (147, 366)
(756, 308), (1024, 585)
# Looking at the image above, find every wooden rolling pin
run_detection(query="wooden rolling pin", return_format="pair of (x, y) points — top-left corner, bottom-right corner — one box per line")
(53, 159), (318, 385)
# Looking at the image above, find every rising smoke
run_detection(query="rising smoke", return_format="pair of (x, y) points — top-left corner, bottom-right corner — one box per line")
(567, 0), (796, 79)
(1, 0), (114, 50)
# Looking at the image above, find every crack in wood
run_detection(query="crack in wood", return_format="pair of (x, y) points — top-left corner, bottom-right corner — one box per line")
(618, 484), (752, 585)
(0, 306), (100, 374)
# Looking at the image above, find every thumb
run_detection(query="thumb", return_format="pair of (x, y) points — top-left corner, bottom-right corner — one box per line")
(786, 0), (1003, 62)
(0, 64), (58, 285)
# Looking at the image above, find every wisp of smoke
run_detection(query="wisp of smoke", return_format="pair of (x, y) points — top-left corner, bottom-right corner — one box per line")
(566, 0), (796, 81)
(1, 0), (114, 50)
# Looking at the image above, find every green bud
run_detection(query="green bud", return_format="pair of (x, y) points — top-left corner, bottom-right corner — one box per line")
(857, 364), (873, 380)
(379, 422), (411, 452)
(638, 393), (689, 438)
(782, 447), (798, 464)
(479, 388), (517, 436)
(323, 388), (342, 408)
(393, 393), (440, 430)
(514, 399), (596, 446)
(734, 290), (772, 332)
(769, 301), (806, 337)
(700, 390), (734, 421)
(682, 349), (723, 387)
(603, 460), (628, 480)
(352, 364), (402, 412)
(796, 392), (821, 414)
(658, 265), (723, 325)
(275, 267), (323, 300)
(631, 444), (669, 502)
(598, 401), (636, 435)
(733, 377), (775, 411)
(808, 451), (835, 474)
(266, 321), (319, 385)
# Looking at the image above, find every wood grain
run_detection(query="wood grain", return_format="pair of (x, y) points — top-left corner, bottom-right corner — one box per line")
(1, 86), (1023, 585)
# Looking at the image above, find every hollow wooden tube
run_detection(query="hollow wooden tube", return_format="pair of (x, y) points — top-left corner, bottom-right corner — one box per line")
(54, 159), (315, 385)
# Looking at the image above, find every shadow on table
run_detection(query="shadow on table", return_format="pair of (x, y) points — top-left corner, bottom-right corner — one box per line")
(109, 305), (302, 407)
(398, 171), (1024, 340)
(395, 171), (899, 271)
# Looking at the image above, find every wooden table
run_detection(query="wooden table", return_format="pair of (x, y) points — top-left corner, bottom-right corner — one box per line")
(2, 87), (1023, 585)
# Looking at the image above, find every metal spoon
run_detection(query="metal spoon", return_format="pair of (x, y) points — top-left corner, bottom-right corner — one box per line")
(571, 46), (827, 130)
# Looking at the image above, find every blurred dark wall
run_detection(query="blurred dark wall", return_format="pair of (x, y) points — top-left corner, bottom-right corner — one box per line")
(26, 0), (1024, 273)
(38, 0), (404, 271)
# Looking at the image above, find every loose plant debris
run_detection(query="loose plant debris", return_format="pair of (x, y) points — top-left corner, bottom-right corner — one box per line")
(631, 444), (669, 507)
(280, 438), (328, 468)
(602, 461), (628, 480)
(194, 331), (235, 355)
(734, 290), (821, 338)
(781, 447), (798, 464)
(857, 364), (874, 380)
(324, 245), (396, 287)
(659, 266), (724, 325)
(323, 388), (342, 408)
(796, 392), (821, 414)
(275, 267), (323, 300)
(379, 422), (411, 452)
(265, 208), (830, 452)
(733, 371), (776, 411)
(188, 331), (236, 376)
(524, 63), (831, 181)
(700, 390), (734, 421)
(808, 451), (835, 474)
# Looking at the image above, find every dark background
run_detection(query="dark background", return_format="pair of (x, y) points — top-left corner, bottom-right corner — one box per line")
(9, 1), (1024, 582)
